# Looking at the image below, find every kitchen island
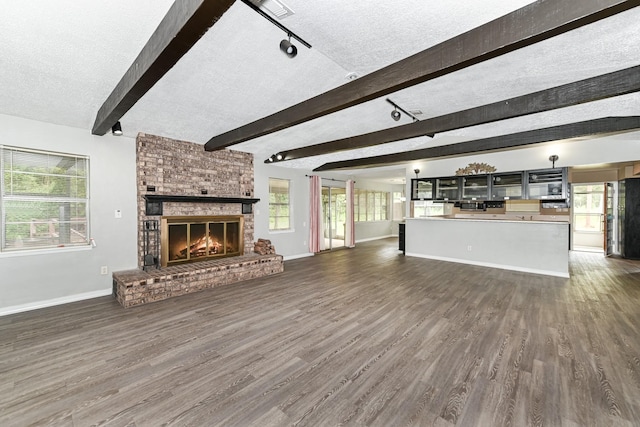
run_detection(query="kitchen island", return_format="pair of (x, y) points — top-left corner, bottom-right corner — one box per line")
(404, 217), (570, 277)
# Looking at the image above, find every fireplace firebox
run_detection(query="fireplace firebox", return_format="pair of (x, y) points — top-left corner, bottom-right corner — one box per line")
(160, 215), (243, 267)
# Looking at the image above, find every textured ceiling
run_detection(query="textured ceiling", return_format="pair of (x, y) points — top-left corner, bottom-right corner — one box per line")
(1, 1), (639, 181)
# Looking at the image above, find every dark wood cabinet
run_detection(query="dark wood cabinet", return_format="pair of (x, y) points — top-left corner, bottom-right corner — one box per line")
(399, 223), (405, 254)
(411, 178), (434, 200)
(619, 178), (640, 259)
(490, 172), (524, 200)
(462, 175), (489, 200)
(525, 168), (567, 199)
(410, 167), (566, 202)
(435, 177), (460, 201)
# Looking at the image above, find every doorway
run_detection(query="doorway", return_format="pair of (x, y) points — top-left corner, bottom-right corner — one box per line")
(571, 183), (606, 253)
(322, 186), (346, 250)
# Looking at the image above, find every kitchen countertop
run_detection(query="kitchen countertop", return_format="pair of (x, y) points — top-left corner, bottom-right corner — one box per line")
(408, 214), (570, 224)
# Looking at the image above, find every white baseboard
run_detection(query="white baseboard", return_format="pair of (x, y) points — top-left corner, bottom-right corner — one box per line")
(356, 234), (394, 243)
(0, 289), (113, 317)
(283, 252), (315, 261)
(405, 252), (570, 278)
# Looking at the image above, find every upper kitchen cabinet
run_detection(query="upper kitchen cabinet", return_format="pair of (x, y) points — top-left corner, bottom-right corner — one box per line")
(525, 168), (568, 199)
(490, 172), (524, 200)
(411, 178), (434, 200)
(435, 177), (461, 201)
(462, 175), (490, 200)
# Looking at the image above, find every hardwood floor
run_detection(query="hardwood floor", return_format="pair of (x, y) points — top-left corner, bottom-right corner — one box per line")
(1, 238), (640, 426)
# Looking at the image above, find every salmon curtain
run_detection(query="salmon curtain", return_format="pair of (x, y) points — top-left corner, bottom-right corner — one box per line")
(309, 175), (325, 253)
(345, 179), (356, 248)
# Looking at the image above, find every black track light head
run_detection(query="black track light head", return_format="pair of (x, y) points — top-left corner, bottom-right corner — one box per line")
(280, 36), (297, 58)
(111, 121), (123, 136)
(391, 108), (401, 121)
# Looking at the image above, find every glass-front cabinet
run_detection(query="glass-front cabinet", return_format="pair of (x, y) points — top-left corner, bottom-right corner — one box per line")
(410, 167), (567, 202)
(435, 177), (460, 201)
(490, 172), (524, 200)
(462, 175), (489, 200)
(411, 178), (434, 200)
(526, 168), (567, 199)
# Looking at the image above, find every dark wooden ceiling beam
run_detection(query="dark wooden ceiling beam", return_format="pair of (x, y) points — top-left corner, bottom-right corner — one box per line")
(205, 0), (640, 151)
(91, 0), (236, 135)
(276, 65), (640, 162)
(313, 117), (640, 171)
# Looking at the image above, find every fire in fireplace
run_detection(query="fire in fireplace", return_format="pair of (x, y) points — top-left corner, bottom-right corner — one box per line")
(160, 215), (243, 267)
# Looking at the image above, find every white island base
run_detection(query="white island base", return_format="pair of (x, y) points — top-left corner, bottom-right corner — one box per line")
(405, 217), (570, 278)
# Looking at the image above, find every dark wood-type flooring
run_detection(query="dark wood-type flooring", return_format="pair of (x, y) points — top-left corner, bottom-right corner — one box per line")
(2, 238), (640, 426)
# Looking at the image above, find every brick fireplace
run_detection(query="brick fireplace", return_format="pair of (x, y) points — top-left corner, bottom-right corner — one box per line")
(112, 133), (283, 308)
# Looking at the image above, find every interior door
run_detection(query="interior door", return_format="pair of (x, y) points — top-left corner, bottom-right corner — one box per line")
(605, 182), (614, 256)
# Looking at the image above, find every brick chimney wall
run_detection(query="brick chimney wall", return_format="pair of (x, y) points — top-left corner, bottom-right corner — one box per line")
(136, 133), (255, 267)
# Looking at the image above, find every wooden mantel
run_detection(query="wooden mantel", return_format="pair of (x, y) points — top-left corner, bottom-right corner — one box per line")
(144, 194), (260, 216)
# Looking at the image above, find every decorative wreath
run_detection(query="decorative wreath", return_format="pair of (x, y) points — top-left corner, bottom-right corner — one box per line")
(455, 162), (497, 176)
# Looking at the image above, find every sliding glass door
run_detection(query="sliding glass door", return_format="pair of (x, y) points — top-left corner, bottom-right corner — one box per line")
(322, 186), (346, 250)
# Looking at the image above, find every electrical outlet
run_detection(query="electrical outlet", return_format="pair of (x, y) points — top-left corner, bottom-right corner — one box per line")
(100, 266), (108, 275)
(115, 209), (122, 218)
(467, 245), (472, 251)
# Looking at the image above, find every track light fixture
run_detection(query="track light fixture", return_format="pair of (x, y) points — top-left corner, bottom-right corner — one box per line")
(386, 98), (417, 123)
(280, 34), (297, 58)
(111, 121), (123, 136)
(549, 154), (559, 168)
(386, 98), (436, 138)
(414, 168), (420, 178)
(265, 152), (286, 163)
(240, 0), (311, 58)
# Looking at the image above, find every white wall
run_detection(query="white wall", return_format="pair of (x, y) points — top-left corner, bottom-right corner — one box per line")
(0, 114), (138, 315)
(253, 162), (313, 260)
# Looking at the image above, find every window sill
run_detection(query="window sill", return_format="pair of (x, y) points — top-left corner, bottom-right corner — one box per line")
(0, 244), (92, 258)
(269, 229), (295, 235)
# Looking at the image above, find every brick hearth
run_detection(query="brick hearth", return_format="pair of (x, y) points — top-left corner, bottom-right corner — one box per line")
(113, 253), (283, 308)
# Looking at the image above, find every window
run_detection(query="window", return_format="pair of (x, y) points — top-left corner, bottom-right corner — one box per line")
(1, 146), (90, 252)
(354, 189), (389, 222)
(412, 201), (445, 217)
(269, 178), (291, 231)
(392, 191), (405, 221)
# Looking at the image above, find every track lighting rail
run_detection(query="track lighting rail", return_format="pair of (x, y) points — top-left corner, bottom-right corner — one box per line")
(240, 0), (311, 49)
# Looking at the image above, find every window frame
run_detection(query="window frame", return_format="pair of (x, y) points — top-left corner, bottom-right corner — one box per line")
(354, 189), (390, 222)
(268, 177), (292, 232)
(1, 145), (91, 253)
(391, 191), (406, 221)
(572, 184), (605, 233)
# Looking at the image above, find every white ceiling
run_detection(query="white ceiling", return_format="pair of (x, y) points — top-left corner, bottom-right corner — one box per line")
(1, 1), (639, 182)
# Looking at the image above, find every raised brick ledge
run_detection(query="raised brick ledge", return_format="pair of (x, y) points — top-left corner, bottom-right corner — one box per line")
(113, 253), (283, 308)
